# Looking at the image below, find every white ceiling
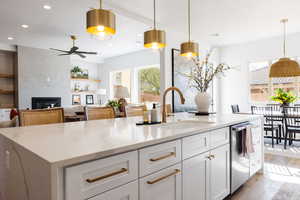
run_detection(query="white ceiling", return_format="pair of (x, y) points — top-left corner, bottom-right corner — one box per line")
(1, 0), (300, 61)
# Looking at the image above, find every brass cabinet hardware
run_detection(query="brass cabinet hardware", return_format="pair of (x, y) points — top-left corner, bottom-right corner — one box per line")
(147, 169), (181, 185)
(86, 168), (128, 183)
(210, 155), (215, 159)
(150, 152), (176, 162)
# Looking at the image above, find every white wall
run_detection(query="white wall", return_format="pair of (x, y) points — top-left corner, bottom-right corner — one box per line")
(17, 46), (72, 109)
(100, 49), (160, 103)
(218, 32), (300, 113)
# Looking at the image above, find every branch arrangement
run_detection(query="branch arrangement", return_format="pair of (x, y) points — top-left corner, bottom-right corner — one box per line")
(178, 49), (230, 92)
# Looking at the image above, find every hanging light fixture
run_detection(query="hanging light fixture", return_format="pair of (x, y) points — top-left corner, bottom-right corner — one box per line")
(180, 0), (199, 58)
(269, 19), (300, 77)
(144, 0), (166, 49)
(86, 0), (116, 39)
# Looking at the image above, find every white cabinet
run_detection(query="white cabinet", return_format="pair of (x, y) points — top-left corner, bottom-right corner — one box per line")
(182, 133), (210, 160)
(139, 164), (182, 200)
(249, 120), (263, 176)
(139, 140), (181, 177)
(89, 181), (138, 200)
(182, 152), (210, 200)
(210, 144), (230, 200)
(65, 151), (138, 200)
(182, 144), (230, 200)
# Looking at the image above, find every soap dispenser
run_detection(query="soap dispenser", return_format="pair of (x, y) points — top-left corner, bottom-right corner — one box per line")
(151, 103), (158, 123)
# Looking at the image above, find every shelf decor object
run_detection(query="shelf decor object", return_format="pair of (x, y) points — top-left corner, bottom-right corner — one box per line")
(86, 0), (116, 40)
(144, 0), (166, 49)
(269, 19), (300, 78)
(180, 0), (199, 58)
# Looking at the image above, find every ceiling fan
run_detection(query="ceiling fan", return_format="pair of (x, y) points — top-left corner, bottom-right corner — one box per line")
(50, 35), (97, 58)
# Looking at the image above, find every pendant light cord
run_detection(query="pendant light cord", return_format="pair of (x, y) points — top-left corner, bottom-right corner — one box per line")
(100, 0), (102, 9)
(188, 0), (191, 41)
(283, 20), (286, 57)
(281, 19), (288, 57)
(153, 0), (156, 29)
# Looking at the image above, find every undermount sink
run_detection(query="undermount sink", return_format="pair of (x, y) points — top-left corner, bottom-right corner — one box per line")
(156, 119), (216, 129)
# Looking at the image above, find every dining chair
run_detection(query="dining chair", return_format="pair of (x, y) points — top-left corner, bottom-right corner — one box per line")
(84, 106), (115, 121)
(19, 108), (64, 127)
(283, 106), (300, 149)
(231, 105), (240, 113)
(125, 104), (146, 117)
(251, 106), (280, 147)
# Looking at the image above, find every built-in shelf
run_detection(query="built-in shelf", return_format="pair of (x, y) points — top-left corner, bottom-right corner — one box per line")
(0, 89), (14, 95)
(0, 74), (14, 79)
(71, 78), (101, 83)
(71, 90), (96, 94)
(0, 104), (14, 109)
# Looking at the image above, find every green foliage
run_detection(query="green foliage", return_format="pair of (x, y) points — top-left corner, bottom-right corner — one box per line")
(71, 66), (82, 73)
(271, 88), (298, 105)
(106, 100), (120, 108)
(139, 67), (160, 95)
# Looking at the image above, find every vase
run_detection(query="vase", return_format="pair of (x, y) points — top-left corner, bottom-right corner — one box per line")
(195, 92), (211, 113)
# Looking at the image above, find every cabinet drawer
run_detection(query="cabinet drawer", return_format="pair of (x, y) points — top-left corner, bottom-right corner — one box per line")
(139, 164), (182, 200)
(89, 181), (138, 200)
(65, 151), (138, 200)
(182, 133), (210, 160)
(210, 128), (229, 149)
(139, 140), (181, 177)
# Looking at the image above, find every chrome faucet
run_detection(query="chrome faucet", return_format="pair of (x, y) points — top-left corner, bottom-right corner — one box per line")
(162, 87), (185, 123)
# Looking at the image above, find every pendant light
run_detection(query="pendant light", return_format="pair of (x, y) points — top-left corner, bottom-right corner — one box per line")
(269, 19), (300, 77)
(144, 0), (166, 49)
(86, 0), (116, 39)
(180, 0), (199, 58)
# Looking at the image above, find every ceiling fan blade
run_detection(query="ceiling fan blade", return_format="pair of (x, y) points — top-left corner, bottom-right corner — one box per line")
(58, 54), (71, 56)
(75, 51), (98, 55)
(75, 53), (86, 58)
(50, 48), (69, 53)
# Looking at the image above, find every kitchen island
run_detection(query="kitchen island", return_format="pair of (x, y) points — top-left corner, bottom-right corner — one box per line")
(0, 113), (263, 200)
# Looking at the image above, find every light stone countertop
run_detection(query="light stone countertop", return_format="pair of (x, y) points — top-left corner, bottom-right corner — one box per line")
(0, 113), (261, 167)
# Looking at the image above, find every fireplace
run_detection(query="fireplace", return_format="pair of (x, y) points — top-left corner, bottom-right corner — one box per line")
(32, 97), (61, 109)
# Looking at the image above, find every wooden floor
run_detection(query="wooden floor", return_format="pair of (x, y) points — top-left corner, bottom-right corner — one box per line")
(229, 154), (300, 200)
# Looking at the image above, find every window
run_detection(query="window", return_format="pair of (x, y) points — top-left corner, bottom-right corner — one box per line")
(249, 59), (300, 103)
(137, 66), (160, 104)
(249, 61), (270, 102)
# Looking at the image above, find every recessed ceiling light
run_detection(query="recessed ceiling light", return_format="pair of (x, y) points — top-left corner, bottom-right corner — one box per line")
(43, 5), (52, 10)
(21, 24), (29, 29)
(7, 37), (14, 40)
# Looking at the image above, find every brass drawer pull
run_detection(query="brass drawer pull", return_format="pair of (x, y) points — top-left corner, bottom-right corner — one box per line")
(150, 152), (176, 162)
(86, 168), (128, 183)
(147, 169), (181, 185)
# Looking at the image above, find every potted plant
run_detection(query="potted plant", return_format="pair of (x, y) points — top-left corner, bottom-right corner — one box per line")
(71, 66), (83, 78)
(106, 100), (121, 114)
(271, 88), (297, 107)
(179, 49), (230, 112)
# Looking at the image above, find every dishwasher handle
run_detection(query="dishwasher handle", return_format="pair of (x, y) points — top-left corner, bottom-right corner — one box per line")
(231, 122), (255, 132)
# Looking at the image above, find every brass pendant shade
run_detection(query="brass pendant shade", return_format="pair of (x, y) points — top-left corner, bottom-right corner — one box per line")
(144, 0), (166, 49)
(86, 0), (116, 37)
(180, 0), (199, 58)
(144, 29), (166, 49)
(269, 19), (300, 78)
(180, 41), (199, 57)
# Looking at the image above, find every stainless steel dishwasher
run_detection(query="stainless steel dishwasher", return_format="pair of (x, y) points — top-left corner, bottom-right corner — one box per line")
(230, 122), (252, 194)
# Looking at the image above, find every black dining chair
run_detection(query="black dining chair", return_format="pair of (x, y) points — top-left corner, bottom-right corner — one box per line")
(251, 106), (280, 147)
(283, 106), (300, 149)
(231, 104), (240, 113)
